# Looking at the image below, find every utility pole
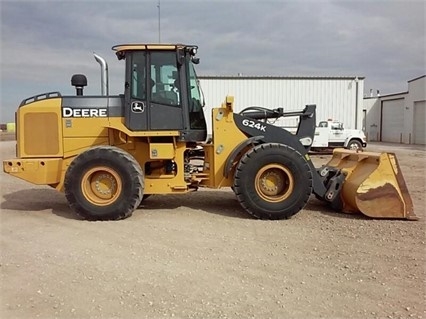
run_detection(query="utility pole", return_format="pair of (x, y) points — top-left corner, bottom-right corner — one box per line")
(157, 0), (161, 43)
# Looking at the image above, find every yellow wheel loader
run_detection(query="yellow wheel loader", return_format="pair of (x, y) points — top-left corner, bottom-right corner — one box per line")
(3, 44), (417, 221)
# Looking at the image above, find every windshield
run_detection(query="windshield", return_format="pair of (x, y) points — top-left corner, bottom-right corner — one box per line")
(188, 63), (205, 110)
(187, 60), (206, 130)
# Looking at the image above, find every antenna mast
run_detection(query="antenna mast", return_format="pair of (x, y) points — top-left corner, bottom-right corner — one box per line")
(157, 0), (161, 43)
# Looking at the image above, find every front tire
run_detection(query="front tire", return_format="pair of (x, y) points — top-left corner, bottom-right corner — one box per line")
(233, 143), (312, 219)
(64, 146), (144, 220)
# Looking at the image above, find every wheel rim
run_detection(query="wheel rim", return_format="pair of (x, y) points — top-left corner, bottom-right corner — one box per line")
(349, 142), (360, 150)
(255, 164), (294, 203)
(81, 166), (122, 206)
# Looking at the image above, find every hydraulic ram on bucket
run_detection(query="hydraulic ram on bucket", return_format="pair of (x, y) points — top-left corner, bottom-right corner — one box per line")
(319, 149), (417, 220)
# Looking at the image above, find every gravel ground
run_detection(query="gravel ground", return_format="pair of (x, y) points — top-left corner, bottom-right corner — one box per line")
(1, 140), (425, 319)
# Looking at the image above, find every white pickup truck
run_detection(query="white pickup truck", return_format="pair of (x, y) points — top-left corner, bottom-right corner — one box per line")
(311, 120), (367, 151)
(282, 120), (367, 151)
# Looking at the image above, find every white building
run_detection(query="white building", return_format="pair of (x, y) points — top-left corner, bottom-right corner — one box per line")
(199, 76), (365, 135)
(364, 75), (426, 145)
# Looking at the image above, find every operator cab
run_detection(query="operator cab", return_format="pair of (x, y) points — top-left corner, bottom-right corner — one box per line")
(113, 44), (207, 142)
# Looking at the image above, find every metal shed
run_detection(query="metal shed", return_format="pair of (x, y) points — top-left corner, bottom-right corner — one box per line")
(364, 75), (426, 145)
(199, 76), (364, 135)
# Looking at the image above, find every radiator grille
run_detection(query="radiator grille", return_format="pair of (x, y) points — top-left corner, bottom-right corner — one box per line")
(24, 112), (59, 155)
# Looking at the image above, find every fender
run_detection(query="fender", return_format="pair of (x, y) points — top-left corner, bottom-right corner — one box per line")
(344, 136), (351, 148)
(233, 112), (327, 196)
(223, 136), (263, 178)
(233, 113), (309, 155)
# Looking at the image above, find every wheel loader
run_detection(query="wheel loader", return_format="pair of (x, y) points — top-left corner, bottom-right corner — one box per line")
(3, 43), (417, 221)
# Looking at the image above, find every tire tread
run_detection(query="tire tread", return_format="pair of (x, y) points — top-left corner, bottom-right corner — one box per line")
(233, 143), (312, 220)
(64, 146), (144, 221)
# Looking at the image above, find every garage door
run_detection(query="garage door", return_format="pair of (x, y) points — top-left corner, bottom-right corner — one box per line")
(413, 101), (426, 145)
(381, 99), (404, 143)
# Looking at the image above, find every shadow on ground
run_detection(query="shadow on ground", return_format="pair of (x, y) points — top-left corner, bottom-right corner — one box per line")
(0, 188), (249, 220)
(305, 196), (369, 220)
(1, 188), (82, 220)
(140, 190), (250, 219)
(1, 188), (368, 221)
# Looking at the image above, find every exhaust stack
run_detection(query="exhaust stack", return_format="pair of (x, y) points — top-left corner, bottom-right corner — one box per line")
(93, 53), (109, 96)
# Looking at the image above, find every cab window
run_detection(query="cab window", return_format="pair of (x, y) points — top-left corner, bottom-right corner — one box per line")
(188, 63), (204, 112)
(150, 52), (180, 106)
(131, 52), (146, 100)
(331, 122), (343, 130)
(188, 61), (206, 129)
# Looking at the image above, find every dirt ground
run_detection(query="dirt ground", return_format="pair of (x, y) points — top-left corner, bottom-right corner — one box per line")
(1, 140), (425, 319)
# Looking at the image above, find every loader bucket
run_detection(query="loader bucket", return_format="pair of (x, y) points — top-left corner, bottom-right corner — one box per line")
(325, 149), (417, 220)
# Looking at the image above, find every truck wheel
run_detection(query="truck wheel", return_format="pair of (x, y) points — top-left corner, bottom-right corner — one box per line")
(347, 139), (362, 150)
(64, 146), (144, 220)
(233, 143), (312, 220)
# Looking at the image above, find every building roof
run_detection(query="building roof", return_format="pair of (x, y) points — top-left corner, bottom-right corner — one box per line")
(199, 75), (365, 80)
(408, 75), (426, 83)
(377, 91), (408, 99)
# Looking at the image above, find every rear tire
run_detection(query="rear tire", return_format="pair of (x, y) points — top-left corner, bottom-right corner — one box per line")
(347, 139), (362, 151)
(64, 146), (144, 220)
(233, 143), (312, 219)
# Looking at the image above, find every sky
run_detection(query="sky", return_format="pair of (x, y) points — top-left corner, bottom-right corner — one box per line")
(0, 0), (425, 123)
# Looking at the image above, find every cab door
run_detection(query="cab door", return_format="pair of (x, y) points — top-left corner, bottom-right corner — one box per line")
(124, 51), (184, 132)
(124, 51), (149, 131)
(328, 122), (344, 146)
(149, 51), (183, 131)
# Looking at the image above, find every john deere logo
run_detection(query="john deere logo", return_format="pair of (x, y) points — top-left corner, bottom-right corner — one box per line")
(132, 101), (145, 113)
(62, 107), (107, 118)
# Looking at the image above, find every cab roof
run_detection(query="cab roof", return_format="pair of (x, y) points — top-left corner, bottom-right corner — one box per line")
(112, 43), (197, 60)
